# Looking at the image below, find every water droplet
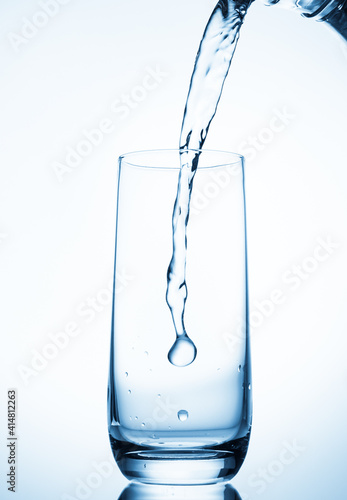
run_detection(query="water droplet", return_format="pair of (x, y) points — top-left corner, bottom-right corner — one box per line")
(238, 365), (241, 373)
(168, 426), (171, 430)
(144, 351), (149, 356)
(157, 394), (161, 398)
(129, 416), (132, 420)
(149, 368), (153, 373)
(141, 422), (145, 427)
(125, 371), (128, 377)
(168, 335), (197, 367)
(152, 434), (156, 439)
(248, 383), (251, 390)
(177, 410), (189, 422)
(135, 416), (138, 420)
(144, 464), (147, 469)
(217, 367), (221, 371)
(128, 390), (131, 394)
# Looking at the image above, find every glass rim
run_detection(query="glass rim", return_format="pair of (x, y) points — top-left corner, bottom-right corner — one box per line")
(119, 149), (244, 170)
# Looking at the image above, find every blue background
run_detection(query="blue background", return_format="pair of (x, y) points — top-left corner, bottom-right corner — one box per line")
(0, 0), (346, 498)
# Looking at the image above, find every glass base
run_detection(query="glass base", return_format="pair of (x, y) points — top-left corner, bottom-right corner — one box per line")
(111, 435), (250, 485)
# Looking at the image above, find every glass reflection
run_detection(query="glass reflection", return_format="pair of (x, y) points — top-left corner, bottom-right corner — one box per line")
(117, 482), (242, 500)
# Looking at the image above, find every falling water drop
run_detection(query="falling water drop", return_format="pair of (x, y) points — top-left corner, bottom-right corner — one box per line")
(168, 335), (197, 367)
(177, 410), (189, 422)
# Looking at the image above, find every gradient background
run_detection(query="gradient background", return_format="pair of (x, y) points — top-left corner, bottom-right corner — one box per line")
(1, 0), (347, 498)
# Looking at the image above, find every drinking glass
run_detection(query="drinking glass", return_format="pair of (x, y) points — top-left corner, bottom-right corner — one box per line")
(108, 149), (251, 485)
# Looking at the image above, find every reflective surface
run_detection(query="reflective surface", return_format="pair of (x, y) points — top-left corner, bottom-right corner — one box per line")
(118, 482), (242, 500)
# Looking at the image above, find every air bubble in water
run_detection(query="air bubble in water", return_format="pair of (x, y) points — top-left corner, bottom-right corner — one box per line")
(125, 372), (128, 377)
(238, 365), (241, 373)
(177, 410), (189, 422)
(168, 335), (196, 367)
(248, 384), (251, 390)
(141, 422), (145, 427)
(128, 390), (131, 394)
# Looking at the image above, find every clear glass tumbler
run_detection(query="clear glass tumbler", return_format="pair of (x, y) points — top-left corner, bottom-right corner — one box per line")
(108, 149), (251, 485)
